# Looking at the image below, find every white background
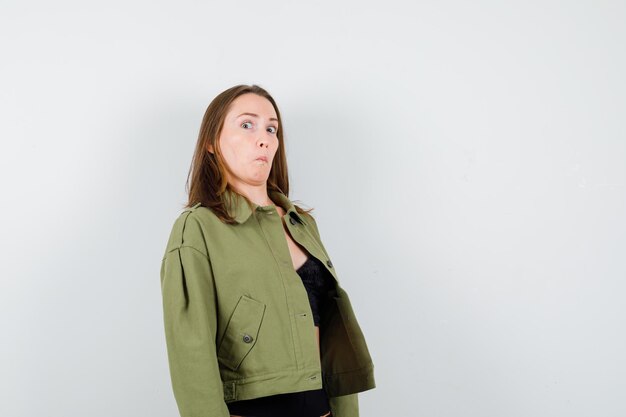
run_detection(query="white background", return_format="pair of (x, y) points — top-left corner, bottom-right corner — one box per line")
(1, 1), (625, 416)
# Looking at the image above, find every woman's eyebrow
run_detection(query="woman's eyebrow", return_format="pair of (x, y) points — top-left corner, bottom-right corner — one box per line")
(237, 112), (279, 123)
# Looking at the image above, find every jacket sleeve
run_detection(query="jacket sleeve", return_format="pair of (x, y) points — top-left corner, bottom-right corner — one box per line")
(329, 393), (359, 417)
(160, 244), (230, 417)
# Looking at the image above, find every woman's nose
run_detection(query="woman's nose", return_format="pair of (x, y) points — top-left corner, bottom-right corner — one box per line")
(259, 130), (274, 145)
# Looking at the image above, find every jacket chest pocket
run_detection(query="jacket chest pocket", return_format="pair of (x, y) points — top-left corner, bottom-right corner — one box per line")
(217, 295), (266, 371)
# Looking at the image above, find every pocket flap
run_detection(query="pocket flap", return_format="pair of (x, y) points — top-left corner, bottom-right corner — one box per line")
(217, 295), (266, 371)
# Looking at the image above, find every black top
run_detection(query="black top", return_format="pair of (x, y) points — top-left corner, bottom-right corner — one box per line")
(295, 255), (335, 326)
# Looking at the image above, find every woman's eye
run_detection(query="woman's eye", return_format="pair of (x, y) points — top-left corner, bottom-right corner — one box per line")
(241, 121), (277, 134)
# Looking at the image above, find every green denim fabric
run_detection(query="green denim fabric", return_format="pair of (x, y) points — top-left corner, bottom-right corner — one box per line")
(160, 188), (375, 417)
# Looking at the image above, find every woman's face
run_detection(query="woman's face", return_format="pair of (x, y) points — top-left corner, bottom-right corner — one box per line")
(210, 93), (280, 189)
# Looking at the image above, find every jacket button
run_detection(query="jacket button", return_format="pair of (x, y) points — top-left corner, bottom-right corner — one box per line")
(326, 260), (333, 268)
(289, 217), (296, 225)
(242, 334), (253, 343)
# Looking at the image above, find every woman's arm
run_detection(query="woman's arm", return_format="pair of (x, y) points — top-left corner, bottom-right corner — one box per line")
(160, 243), (230, 417)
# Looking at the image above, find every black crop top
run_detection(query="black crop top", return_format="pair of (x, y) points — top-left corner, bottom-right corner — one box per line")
(295, 255), (335, 326)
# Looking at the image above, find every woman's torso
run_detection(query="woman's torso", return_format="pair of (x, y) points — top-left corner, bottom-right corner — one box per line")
(228, 205), (333, 417)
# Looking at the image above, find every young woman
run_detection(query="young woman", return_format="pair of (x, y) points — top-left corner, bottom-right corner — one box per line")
(160, 84), (376, 417)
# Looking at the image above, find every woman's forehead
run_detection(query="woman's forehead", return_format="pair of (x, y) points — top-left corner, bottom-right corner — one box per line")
(228, 94), (277, 120)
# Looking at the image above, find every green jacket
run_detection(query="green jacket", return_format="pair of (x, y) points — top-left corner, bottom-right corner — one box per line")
(160, 188), (376, 417)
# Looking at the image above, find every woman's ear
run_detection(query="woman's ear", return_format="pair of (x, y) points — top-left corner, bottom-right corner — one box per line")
(207, 143), (214, 154)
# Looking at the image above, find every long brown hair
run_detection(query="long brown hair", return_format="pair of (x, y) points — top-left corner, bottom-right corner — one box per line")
(184, 84), (314, 224)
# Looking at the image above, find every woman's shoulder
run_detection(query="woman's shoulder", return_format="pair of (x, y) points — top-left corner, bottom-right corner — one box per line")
(162, 204), (214, 258)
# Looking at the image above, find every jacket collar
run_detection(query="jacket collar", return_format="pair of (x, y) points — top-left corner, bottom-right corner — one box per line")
(223, 187), (307, 226)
